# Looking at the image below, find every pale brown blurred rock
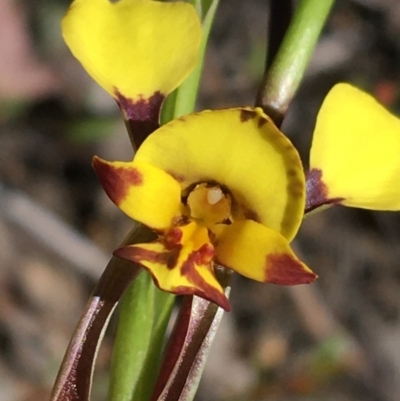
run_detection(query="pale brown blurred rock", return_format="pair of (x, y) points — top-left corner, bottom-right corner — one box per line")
(0, 0), (59, 100)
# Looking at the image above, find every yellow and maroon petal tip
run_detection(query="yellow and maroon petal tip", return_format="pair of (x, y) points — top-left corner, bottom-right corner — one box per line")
(214, 220), (316, 285)
(92, 156), (181, 230)
(305, 169), (343, 214)
(114, 221), (231, 311)
(310, 83), (400, 211)
(264, 252), (317, 285)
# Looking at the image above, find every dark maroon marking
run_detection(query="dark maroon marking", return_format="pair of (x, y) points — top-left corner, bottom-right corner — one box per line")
(287, 168), (297, 177)
(164, 227), (183, 249)
(305, 168), (343, 214)
(92, 156), (142, 205)
(257, 117), (268, 128)
(173, 215), (191, 227)
(178, 245), (230, 311)
(114, 244), (182, 270)
(265, 253), (317, 285)
(180, 245), (214, 277)
(290, 181), (304, 198)
(115, 90), (165, 148)
(240, 109), (257, 122)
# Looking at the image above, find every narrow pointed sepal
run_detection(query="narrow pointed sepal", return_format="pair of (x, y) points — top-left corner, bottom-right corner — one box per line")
(92, 156), (181, 231)
(310, 83), (400, 211)
(114, 222), (230, 311)
(214, 220), (316, 285)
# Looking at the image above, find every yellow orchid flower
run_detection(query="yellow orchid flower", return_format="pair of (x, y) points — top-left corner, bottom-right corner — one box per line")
(93, 108), (317, 311)
(62, 0), (400, 311)
(92, 82), (400, 311)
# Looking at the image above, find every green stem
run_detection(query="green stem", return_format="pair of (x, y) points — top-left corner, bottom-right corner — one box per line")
(163, 0), (219, 119)
(256, 0), (335, 126)
(160, 89), (177, 125)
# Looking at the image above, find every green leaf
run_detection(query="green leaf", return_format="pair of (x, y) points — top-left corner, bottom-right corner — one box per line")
(108, 271), (175, 401)
(108, 271), (156, 401)
(131, 289), (174, 401)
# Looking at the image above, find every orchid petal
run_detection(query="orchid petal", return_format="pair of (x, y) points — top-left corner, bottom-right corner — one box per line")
(309, 83), (400, 210)
(213, 220), (316, 285)
(93, 157), (181, 230)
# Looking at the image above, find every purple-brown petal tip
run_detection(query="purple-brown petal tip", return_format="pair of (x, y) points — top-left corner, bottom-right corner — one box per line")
(265, 253), (317, 285)
(92, 156), (142, 206)
(305, 168), (343, 214)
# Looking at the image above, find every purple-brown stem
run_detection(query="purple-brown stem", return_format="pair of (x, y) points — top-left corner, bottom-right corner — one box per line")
(50, 226), (156, 401)
(116, 91), (165, 150)
(151, 293), (227, 401)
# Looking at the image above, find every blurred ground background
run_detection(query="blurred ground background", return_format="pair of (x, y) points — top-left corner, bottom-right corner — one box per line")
(1, 0), (400, 400)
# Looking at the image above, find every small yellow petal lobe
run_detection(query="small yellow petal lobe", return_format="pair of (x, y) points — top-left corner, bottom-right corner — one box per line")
(93, 156), (181, 230)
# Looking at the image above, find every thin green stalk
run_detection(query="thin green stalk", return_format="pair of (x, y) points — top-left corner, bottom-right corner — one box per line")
(108, 272), (175, 401)
(160, 89), (177, 125)
(256, 0), (335, 126)
(164, 0), (219, 119)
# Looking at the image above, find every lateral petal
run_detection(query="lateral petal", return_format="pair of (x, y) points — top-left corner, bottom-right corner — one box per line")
(93, 156), (181, 230)
(309, 83), (400, 210)
(214, 220), (316, 285)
